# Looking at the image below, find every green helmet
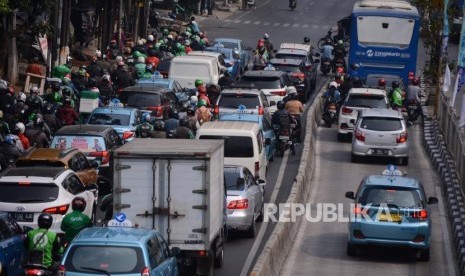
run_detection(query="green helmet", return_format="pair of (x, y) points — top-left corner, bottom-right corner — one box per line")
(163, 28), (169, 35)
(338, 40), (343, 46)
(197, 99), (207, 107)
(195, 79), (203, 88)
(154, 42), (161, 50)
(186, 27), (192, 33)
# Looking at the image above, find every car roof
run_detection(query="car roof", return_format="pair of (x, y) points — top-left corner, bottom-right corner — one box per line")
(276, 48), (308, 56)
(363, 174), (421, 189)
(219, 113), (263, 125)
(224, 164), (245, 174)
(188, 51), (223, 58)
(122, 85), (169, 93)
(360, 108), (403, 118)
(348, 88), (387, 96)
(199, 120), (260, 132)
(269, 58), (303, 66)
(242, 70), (287, 77)
(0, 166), (67, 179)
(214, 38), (241, 43)
(90, 107), (137, 115)
(279, 43), (312, 52)
(73, 227), (156, 244)
(220, 88), (262, 95)
(18, 148), (78, 161)
(55, 125), (115, 136)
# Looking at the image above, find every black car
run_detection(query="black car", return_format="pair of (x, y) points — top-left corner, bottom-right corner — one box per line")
(269, 58), (315, 102)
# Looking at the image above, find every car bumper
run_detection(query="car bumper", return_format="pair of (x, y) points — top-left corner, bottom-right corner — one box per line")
(227, 210), (254, 231)
(338, 116), (357, 134)
(348, 236), (430, 249)
(351, 140), (409, 158)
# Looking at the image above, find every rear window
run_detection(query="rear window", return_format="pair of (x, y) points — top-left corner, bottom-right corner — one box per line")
(270, 64), (301, 73)
(360, 117), (402, 131)
(88, 113), (131, 126)
(224, 171), (245, 191)
(199, 135), (253, 157)
(346, 95), (387, 108)
(359, 187), (421, 208)
(218, 94), (260, 109)
(275, 53), (305, 60)
(239, 76), (282, 89)
(125, 92), (161, 109)
(64, 245), (145, 274)
(51, 136), (107, 152)
(0, 183), (59, 203)
(214, 41), (237, 49)
(172, 63), (210, 77)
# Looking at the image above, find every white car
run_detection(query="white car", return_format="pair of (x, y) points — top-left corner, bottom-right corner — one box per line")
(337, 88), (389, 141)
(0, 167), (98, 233)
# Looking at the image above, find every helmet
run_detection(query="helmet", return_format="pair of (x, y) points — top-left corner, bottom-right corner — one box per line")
(198, 85), (207, 95)
(137, 56), (145, 63)
(0, 110), (3, 118)
(4, 134), (16, 145)
(72, 196), (87, 212)
(392, 81), (400, 89)
(325, 39), (332, 45)
(30, 85), (39, 94)
(264, 33), (270, 40)
(187, 107), (195, 116)
(167, 34), (173, 40)
(197, 99), (207, 107)
(304, 37), (310, 43)
(38, 213), (53, 229)
(350, 63), (360, 70)
(154, 120), (165, 130)
(277, 100), (285, 110)
(15, 122), (25, 134)
(102, 74), (111, 83)
(50, 81), (61, 91)
(142, 112), (151, 123)
(168, 108), (179, 119)
(378, 79), (386, 87)
(190, 95), (198, 105)
(43, 102), (54, 114)
(96, 49), (102, 58)
(148, 34), (154, 42)
(180, 116), (189, 127)
(63, 97), (72, 106)
(194, 79), (204, 88)
(257, 39), (264, 47)
(62, 87), (72, 97)
(17, 92), (26, 102)
(329, 81), (338, 88)
(338, 40), (343, 46)
(162, 28), (169, 35)
(412, 77), (420, 86)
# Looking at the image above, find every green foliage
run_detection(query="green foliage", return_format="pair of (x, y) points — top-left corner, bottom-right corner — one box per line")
(0, 0), (10, 13)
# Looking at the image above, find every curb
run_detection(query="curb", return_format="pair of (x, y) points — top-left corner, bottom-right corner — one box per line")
(249, 80), (328, 276)
(422, 94), (463, 274)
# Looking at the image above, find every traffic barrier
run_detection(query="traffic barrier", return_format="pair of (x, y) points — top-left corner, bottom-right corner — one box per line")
(249, 81), (327, 276)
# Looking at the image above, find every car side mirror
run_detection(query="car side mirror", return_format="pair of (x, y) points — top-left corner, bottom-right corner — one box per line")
(345, 191), (355, 199)
(86, 183), (98, 191)
(270, 101), (276, 106)
(265, 138), (271, 145)
(427, 197), (438, 204)
(92, 161), (99, 168)
(171, 246), (181, 256)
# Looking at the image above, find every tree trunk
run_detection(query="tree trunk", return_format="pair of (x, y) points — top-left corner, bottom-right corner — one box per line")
(7, 13), (18, 85)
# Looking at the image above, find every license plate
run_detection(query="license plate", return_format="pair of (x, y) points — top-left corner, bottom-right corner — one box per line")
(9, 212), (34, 222)
(372, 149), (388, 156)
(379, 213), (402, 222)
(279, 136), (289, 140)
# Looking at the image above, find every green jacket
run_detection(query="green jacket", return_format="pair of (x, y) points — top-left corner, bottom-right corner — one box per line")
(60, 210), (93, 242)
(391, 88), (403, 108)
(26, 228), (63, 268)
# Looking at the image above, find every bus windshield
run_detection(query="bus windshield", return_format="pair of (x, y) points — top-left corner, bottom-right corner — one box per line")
(356, 16), (414, 48)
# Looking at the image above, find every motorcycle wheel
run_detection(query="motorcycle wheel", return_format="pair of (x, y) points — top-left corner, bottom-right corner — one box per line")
(317, 38), (326, 50)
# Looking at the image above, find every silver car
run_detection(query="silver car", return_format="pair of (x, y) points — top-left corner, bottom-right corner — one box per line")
(224, 165), (265, 238)
(351, 108), (409, 165)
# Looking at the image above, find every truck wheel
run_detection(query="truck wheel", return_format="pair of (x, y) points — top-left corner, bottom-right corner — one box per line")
(245, 216), (257, 238)
(214, 246), (224, 268)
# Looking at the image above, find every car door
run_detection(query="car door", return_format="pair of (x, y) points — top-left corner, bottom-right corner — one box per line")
(147, 236), (171, 275)
(3, 216), (25, 275)
(78, 153), (98, 185)
(0, 217), (23, 276)
(156, 234), (179, 275)
(63, 174), (94, 216)
(244, 169), (260, 216)
(261, 117), (276, 160)
(241, 41), (249, 70)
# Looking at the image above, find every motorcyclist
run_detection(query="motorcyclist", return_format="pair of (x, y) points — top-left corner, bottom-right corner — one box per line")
(24, 115), (50, 148)
(60, 197), (93, 244)
(322, 81), (341, 109)
(406, 77), (423, 116)
(196, 99), (212, 124)
(173, 117), (195, 139)
(390, 80), (403, 110)
(284, 90), (304, 143)
(42, 103), (62, 136)
(219, 70), (235, 89)
(256, 39), (269, 61)
(263, 33), (274, 57)
(25, 213), (64, 272)
(288, 0), (296, 9)
(164, 108), (180, 136)
(0, 110), (10, 140)
(0, 135), (22, 171)
(186, 107), (200, 135)
(348, 63), (360, 79)
(149, 120), (167, 138)
(332, 40), (347, 72)
(136, 113), (154, 138)
(272, 101), (296, 155)
(198, 85), (211, 107)
(321, 39), (334, 61)
(14, 122), (30, 150)
(56, 97), (79, 126)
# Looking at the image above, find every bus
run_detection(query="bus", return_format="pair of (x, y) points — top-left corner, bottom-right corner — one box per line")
(348, 0), (421, 86)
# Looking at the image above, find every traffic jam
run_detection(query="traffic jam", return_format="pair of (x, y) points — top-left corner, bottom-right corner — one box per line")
(0, 0), (451, 275)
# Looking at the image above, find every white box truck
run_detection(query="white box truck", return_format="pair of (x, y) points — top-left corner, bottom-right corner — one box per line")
(110, 139), (225, 275)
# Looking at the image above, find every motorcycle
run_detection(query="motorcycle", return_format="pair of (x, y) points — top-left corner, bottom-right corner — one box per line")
(333, 58), (345, 75)
(290, 114), (302, 143)
(274, 122), (296, 157)
(407, 99), (420, 122)
(289, 0), (296, 11)
(246, 0), (256, 10)
(317, 29), (334, 50)
(322, 102), (338, 127)
(320, 57), (332, 75)
(24, 263), (52, 276)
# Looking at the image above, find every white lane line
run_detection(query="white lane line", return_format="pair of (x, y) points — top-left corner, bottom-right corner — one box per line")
(312, 24), (319, 29)
(263, 22), (271, 25)
(239, 151), (290, 276)
(234, 20), (241, 23)
(225, 19), (231, 22)
(292, 23), (300, 28)
(244, 20), (251, 24)
(273, 22), (281, 27)
(302, 24), (309, 28)
(435, 186), (457, 276)
(254, 21), (261, 25)
(283, 23), (290, 27)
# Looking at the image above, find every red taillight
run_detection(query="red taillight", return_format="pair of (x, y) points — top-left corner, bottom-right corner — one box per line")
(354, 129), (365, 142)
(90, 151), (110, 165)
(412, 209), (428, 220)
(305, 65), (313, 71)
(43, 204), (69, 215)
(413, 234), (426, 242)
(25, 268), (47, 276)
(397, 132), (407, 143)
(341, 106), (353, 114)
(122, 131), (135, 140)
(199, 250), (207, 257)
(408, 71), (414, 80)
(255, 161), (259, 178)
(141, 267), (150, 276)
(228, 199), (249, 209)
(258, 106), (264, 115)
(57, 265), (66, 276)
(291, 72), (305, 80)
(271, 90), (287, 96)
(19, 181), (31, 185)
(213, 104), (219, 115)
(146, 105), (163, 118)
(353, 230), (365, 239)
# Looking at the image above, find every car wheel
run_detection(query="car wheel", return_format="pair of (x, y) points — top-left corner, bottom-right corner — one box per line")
(245, 216), (257, 238)
(419, 248), (430, 261)
(257, 202), (264, 222)
(398, 157), (409, 166)
(347, 243), (357, 257)
(351, 153), (359, 163)
(214, 244), (224, 268)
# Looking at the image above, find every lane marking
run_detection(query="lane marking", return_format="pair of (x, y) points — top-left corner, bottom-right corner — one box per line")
(239, 151), (290, 276)
(254, 21), (261, 25)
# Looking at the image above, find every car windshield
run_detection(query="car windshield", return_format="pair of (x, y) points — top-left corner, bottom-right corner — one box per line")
(199, 135), (253, 157)
(360, 117), (402, 131)
(88, 113), (131, 126)
(125, 92), (161, 108)
(64, 245), (145, 274)
(346, 95), (387, 108)
(239, 77), (281, 89)
(275, 53), (305, 60)
(224, 171), (245, 191)
(271, 64), (301, 73)
(0, 183), (59, 203)
(214, 41), (238, 50)
(359, 187), (422, 208)
(218, 94), (260, 109)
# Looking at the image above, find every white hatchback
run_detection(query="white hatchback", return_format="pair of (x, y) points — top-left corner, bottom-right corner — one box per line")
(337, 88), (389, 141)
(0, 167), (97, 233)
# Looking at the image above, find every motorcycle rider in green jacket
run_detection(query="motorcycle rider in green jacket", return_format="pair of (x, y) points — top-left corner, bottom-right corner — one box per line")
(60, 197), (93, 244)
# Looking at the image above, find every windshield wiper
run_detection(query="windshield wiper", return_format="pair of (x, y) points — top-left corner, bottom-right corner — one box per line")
(79, 267), (110, 276)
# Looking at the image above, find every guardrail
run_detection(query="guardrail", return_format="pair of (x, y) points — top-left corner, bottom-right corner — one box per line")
(249, 82), (327, 276)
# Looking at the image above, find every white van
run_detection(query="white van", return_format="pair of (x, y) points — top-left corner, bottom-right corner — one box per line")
(168, 55), (221, 89)
(188, 51), (228, 74)
(196, 121), (268, 182)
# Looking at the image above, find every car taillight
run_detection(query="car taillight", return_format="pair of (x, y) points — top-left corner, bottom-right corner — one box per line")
(291, 72), (305, 81)
(214, 104), (219, 115)
(198, 250), (207, 257)
(43, 204), (69, 215)
(412, 209), (428, 220)
(341, 106), (353, 115)
(25, 268), (47, 276)
(228, 199), (249, 209)
(408, 71), (414, 80)
(353, 230), (365, 239)
(397, 132), (407, 143)
(271, 90), (286, 96)
(413, 234), (425, 242)
(255, 161), (259, 178)
(258, 106), (264, 115)
(141, 267), (150, 276)
(354, 129), (365, 142)
(57, 265), (66, 276)
(122, 131), (135, 140)
(146, 105), (163, 118)
(90, 151), (110, 165)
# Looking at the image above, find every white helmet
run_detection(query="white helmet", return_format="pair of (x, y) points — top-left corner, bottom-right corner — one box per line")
(115, 56), (124, 62)
(95, 49), (102, 58)
(286, 86), (298, 95)
(264, 33), (270, 39)
(137, 56), (145, 63)
(17, 92), (27, 102)
(138, 39), (144, 46)
(15, 122), (25, 134)
(167, 34), (173, 40)
(190, 95), (198, 105)
(148, 35), (154, 42)
(329, 81), (339, 88)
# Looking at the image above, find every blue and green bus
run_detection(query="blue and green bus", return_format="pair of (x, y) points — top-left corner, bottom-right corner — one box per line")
(348, 0), (421, 86)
